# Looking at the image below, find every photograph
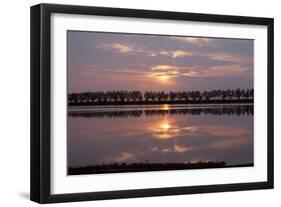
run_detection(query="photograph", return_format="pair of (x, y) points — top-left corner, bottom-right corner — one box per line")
(67, 31), (254, 175)
(30, 3), (273, 203)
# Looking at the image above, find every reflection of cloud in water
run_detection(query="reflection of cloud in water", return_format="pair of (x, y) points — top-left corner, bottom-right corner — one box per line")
(114, 152), (135, 162)
(68, 106), (253, 167)
(150, 118), (250, 139)
(211, 138), (250, 149)
(161, 144), (192, 153)
(150, 120), (182, 139)
(197, 125), (250, 137)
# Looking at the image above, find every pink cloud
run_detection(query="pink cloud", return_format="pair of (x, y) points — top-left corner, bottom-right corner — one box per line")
(149, 64), (250, 79)
(99, 43), (136, 53)
(182, 64), (250, 77)
(209, 52), (252, 65)
(170, 36), (212, 47)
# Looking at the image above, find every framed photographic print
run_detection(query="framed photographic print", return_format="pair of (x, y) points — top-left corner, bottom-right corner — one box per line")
(30, 3), (274, 203)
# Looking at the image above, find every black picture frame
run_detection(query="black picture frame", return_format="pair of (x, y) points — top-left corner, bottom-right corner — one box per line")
(30, 3), (274, 204)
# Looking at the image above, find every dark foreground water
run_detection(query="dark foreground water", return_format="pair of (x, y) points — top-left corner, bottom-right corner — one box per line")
(67, 104), (253, 174)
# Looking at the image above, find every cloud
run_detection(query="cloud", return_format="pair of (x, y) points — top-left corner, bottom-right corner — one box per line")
(149, 64), (196, 79)
(158, 50), (192, 58)
(98, 40), (248, 67)
(147, 53), (157, 57)
(208, 52), (251, 65)
(159, 51), (169, 56)
(182, 64), (250, 77)
(99, 42), (160, 57)
(111, 43), (133, 53)
(148, 64), (250, 79)
(151, 65), (179, 71)
(79, 63), (250, 84)
(99, 42), (192, 59)
(78, 68), (145, 79)
(170, 36), (212, 47)
(171, 50), (192, 58)
(99, 43), (135, 53)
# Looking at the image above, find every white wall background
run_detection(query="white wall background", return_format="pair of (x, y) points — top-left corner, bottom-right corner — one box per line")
(0, 0), (279, 206)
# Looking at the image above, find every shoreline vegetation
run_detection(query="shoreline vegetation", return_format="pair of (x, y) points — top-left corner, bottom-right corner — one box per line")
(68, 162), (254, 175)
(68, 89), (254, 106)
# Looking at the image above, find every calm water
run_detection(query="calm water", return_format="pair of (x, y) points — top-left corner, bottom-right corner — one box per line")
(67, 104), (253, 169)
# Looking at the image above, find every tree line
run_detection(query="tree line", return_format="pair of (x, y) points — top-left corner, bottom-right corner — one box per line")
(68, 88), (254, 104)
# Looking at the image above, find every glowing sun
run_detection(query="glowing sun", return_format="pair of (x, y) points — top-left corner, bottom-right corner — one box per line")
(158, 75), (170, 81)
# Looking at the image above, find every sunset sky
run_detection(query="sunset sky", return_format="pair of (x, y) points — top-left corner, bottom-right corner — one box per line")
(67, 31), (253, 93)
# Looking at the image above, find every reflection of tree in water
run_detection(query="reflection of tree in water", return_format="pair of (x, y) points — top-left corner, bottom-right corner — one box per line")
(68, 105), (253, 118)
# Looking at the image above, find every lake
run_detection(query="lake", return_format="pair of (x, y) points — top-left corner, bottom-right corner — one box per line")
(67, 104), (253, 174)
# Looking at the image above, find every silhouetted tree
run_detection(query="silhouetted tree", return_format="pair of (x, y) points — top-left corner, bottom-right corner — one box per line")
(68, 89), (254, 104)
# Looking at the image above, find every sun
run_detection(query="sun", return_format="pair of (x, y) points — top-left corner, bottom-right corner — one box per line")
(158, 75), (170, 82)
(147, 71), (173, 83)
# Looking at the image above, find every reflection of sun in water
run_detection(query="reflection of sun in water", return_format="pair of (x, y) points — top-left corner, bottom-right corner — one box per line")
(161, 122), (171, 131)
(150, 119), (181, 139)
(162, 104), (170, 110)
